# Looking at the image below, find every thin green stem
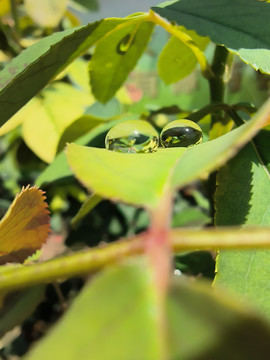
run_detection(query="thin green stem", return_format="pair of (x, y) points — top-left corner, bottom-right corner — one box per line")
(227, 108), (245, 127)
(9, 0), (20, 38)
(1, 227), (270, 293)
(0, 237), (143, 292)
(206, 46), (230, 220)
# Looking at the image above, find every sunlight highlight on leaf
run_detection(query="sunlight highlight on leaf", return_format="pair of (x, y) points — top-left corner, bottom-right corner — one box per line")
(0, 186), (50, 265)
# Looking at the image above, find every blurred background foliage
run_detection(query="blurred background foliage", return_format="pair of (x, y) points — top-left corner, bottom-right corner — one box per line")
(0, 1), (269, 356)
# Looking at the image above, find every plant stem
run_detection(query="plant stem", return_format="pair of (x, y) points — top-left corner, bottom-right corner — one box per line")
(144, 190), (173, 360)
(207, 45), (230, 219)
(1, 227), (270, 292)
(10, 0), (20, 38)
(209, 45), (229, 107)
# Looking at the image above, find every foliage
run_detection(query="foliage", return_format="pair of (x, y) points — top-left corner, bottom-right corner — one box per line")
(0, 0), (270, 359)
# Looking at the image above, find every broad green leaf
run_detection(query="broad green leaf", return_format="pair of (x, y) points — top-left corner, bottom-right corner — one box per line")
(24, 261), (163, 360)
(152, 0), (270, 74)
(158, 27), (209, 84)
(168, 279), (270, 359)
(214, 135), (270, 318)
(0, 186), (50, 265)
(67, 145), (185, 209)
(90, 20), (155, 103)
(21, 83), (93, 163)
(67, 98), (270, 210)
(24, 0), (68, 27)
(0, 285), (45, 337)
(0, 16), (139, 126)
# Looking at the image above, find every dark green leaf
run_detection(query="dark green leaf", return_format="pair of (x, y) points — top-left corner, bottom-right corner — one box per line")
(0, 285), (45, 338)
(152, 0), (270, 74)
(73, 0), (99, 11)
(214, 135), (270, 317)
(168, 280), (270, 359)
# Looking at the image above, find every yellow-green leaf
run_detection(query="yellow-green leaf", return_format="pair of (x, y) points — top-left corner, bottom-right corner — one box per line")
(21, 83), (93, 163)
(66, 98), (270, 210)
(24, 0), (68, 27)
(158, 27), (209, 84)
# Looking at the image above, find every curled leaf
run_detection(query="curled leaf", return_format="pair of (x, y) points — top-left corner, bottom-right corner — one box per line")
(0, 186), (50, 265)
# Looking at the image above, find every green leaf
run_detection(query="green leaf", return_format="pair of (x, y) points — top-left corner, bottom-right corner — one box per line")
(67, 144), (184, 209)
(0, 285), (45, 338)
(168, 279), (270, 359)
(172, 207), (210, 227)
(152, 0), (270, 74)
(21, 262), (270, 360)
(214, 134), (270, 317)
(90, 21), (155, 103)
(71, 0), (99, 11)
(24, 261), (163, 360)
(0, 17), (134, 126)
(71, 193), (102, 229)
(158, 27), (209, 84)
(66, 98), (270, 210)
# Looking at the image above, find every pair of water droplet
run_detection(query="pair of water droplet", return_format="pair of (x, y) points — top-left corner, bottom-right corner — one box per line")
(105, 119), (203, 153)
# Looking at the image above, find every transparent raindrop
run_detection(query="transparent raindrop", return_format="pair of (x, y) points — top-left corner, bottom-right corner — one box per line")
(105, 120), (159, 153)
(160, 119), (203, 148)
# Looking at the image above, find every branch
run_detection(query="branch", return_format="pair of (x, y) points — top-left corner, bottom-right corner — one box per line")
(1, 227), (270, 292)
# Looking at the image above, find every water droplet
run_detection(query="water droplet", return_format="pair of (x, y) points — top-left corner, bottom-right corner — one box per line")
(105, 120), (159, 153)
(160, 119), (203, 148)
(117, 34), (134, 55)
